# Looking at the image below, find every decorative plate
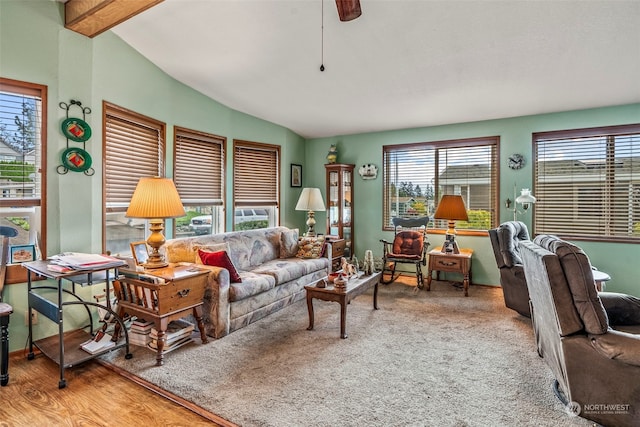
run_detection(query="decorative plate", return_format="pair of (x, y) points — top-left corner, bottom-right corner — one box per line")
(61, 117), (92, 142)
(61, 147), (92, 172)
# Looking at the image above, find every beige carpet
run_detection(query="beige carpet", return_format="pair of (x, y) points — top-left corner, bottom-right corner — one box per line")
(101, 279), (594, 427)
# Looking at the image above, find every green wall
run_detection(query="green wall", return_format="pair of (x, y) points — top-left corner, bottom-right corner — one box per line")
(0, 0), (307, 351)
(304, 104), (640, 295)
(1, 1), (638, 352)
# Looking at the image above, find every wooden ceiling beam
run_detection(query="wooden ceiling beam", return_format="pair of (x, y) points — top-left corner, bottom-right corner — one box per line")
(65, 0), (164, 38)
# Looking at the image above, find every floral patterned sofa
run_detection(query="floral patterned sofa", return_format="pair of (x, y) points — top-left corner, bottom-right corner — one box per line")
(162, 227), (329, 338)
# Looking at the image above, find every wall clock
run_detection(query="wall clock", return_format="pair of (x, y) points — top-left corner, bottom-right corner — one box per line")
(508, 153), (525, 170)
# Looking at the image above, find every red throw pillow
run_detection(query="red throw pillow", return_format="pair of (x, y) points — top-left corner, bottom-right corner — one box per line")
(198, 249), (242, 283)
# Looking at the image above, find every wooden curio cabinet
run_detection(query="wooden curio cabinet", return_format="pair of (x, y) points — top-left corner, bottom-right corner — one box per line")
(325, 163), (355, 259)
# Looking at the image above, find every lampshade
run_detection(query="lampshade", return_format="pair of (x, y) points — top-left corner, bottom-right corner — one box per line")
(515, 188), (536, 205)
(433, 195), (469, 222)
(295, 188), (326, 212)
(126, 177), (186, 219)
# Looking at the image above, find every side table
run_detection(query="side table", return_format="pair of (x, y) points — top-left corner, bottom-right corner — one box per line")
(23, 259), (131, 389)
(113, 265), (209, 366)
(305, 272), (381, 339)
(426, 247), (473, 296)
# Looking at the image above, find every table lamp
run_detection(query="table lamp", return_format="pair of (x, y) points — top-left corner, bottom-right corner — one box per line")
(295, 188), (326, 237)
(433, 194), (468, 254)
(126, 177), (185, 268)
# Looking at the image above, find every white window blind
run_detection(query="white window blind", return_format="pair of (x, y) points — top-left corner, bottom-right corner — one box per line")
(104, 102), (165, 211)
(383, 137), (498, 231)
(174, 127), (224, 206)
(534, 124), (640, 242)
(0, 79), (44, 205)
(233, 140), (279, 207)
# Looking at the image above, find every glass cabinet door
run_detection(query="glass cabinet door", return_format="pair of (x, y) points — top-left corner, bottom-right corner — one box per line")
(325, 164), (355, 259)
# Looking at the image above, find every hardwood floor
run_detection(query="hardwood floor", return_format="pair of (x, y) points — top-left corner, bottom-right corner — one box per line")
(0, 352), (230, 426)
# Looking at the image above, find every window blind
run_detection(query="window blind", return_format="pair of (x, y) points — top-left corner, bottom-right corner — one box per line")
(383, 137), (498, 231)
(174, 127), (224, 205)
(0, 79), (45, 206)
(104, 102), (165, 211)
(233, 140), (279, 207)
(534, 124), (640, 242)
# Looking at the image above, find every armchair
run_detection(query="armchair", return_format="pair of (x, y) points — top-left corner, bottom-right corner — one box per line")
(0, 226), (17, 386)
(488, 221), (531, 317)
(380, 217), (430, 288)
(520, 235), (640, 427)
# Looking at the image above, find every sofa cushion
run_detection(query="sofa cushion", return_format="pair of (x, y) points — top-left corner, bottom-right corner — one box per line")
(280, 228), (299, 258)
(199, 250), (242, 283)
(253, 257), (328, 285)
(229, 271), (276, 302)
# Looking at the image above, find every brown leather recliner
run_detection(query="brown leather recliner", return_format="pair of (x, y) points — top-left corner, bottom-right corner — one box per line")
(488, 221), (531, 317)
(520, 235), (640, 427)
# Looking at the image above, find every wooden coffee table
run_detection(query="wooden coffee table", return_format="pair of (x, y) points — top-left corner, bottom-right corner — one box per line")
(305, 272), (381, 339)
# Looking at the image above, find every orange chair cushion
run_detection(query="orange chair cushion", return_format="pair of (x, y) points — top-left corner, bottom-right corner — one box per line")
(390, 231), (424, 260)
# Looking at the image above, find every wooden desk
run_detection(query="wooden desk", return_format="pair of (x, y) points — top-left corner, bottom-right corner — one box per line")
(426, 247), (473, 296)
(113, 265), (209, 366)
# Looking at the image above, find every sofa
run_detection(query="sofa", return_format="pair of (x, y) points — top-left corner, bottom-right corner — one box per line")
(162, 227), (330, 338)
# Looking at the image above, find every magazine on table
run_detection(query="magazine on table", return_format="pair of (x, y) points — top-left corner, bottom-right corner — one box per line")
(49, 252), (125, 271)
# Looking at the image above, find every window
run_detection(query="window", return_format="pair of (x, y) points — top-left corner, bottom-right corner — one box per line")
(233, 140), (279, 230)
(0, 78), (46, 281)
(383, 137), (498, 232)
(534, 124), (640, 242)
(103, 102), (165, 255)
(173, 127), (225, 237)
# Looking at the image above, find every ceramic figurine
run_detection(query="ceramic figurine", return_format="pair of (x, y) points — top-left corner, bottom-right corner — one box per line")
(362, 250), (374, 275)
(326, 144), (338, 164)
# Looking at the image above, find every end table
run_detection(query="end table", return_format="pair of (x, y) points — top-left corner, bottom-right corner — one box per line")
(426, 247), (473, 296)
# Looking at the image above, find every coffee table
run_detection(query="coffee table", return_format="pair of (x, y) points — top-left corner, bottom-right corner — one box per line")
(305, 271), (381, 339)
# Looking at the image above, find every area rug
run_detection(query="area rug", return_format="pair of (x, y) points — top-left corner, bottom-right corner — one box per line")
(100, 280), (593, 427)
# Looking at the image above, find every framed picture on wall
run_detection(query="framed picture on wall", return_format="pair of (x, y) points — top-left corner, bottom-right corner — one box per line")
(10, 244), (36, 263)
(291, 164), (302, 187)
(130, 241), (149, 266)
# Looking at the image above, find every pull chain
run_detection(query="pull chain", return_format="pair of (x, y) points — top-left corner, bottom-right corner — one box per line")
(320, 0), (325, 71)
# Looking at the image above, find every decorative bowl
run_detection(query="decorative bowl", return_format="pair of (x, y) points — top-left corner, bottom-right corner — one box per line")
(328, 273), (340, 283)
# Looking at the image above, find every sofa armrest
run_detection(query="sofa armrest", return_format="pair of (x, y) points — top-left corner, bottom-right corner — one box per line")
(589, 329), (640, 367)
(599, 291), (640, 326)
(196, 264), (231, 339)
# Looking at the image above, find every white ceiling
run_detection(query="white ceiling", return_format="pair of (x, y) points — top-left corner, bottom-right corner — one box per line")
(111, 0), (640, 139)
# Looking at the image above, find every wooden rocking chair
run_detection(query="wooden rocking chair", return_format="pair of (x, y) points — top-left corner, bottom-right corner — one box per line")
(380, 217), (430, 288)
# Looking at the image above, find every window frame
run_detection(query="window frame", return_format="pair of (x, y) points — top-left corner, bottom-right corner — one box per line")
(173, 126), (226, 236)
(232, 139), (280, 230)
(382, 136), (499, 234)
(533, 123), (640, 243)
(102, 101), (165, 255)
(0, 77), (47, 284)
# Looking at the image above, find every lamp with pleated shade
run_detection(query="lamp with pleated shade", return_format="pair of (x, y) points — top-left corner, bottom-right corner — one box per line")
(126, 176), (185, 268)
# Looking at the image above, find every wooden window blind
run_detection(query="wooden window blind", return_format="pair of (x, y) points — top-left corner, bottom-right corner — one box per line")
(534, 124), (640, 242)
(233, 140), (280, 207)
(103, 102), (165, 212)
(174, 127), (224, 206)
(383, 137), (498, 232)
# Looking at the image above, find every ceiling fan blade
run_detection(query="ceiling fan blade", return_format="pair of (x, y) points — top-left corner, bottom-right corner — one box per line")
(335, 0), (362, 22)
